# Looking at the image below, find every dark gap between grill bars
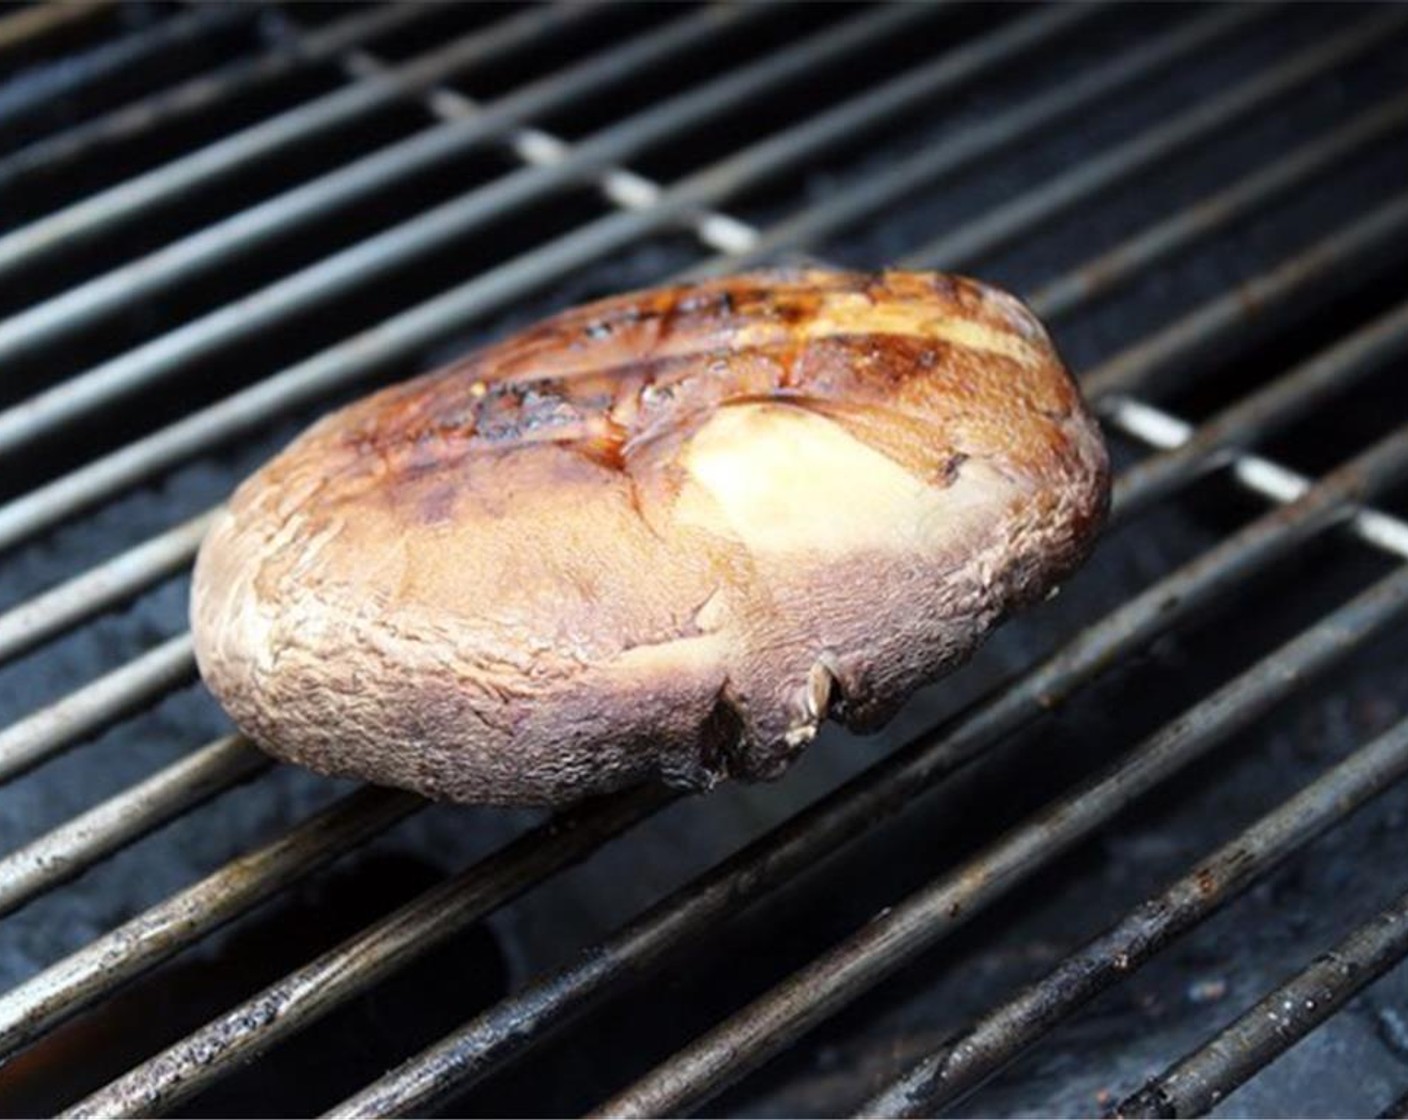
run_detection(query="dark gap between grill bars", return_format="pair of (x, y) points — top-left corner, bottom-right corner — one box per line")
(1, 4), (1407, 1118)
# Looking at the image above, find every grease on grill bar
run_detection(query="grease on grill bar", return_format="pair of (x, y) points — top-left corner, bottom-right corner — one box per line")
(1115, 878), (1408, 1120)
(2, 2), (1408, 1118)
(592, 567), (1408, 1119)
(861, 712), (1408, 1117)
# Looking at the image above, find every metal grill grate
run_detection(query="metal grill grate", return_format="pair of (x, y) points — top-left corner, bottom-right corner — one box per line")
(2, 2), (1408, 1116)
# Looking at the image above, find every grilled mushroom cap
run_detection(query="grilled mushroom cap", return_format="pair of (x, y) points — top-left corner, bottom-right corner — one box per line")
(191, 269), (1109, 805)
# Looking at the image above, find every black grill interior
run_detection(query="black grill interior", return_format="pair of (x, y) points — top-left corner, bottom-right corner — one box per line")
(1, 3), (1408, 1117)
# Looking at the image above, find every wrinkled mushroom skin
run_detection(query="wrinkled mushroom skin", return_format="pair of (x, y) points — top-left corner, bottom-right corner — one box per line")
(192, 269), (1109, 805)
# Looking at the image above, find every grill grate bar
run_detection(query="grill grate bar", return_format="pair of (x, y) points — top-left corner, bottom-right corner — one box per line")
(0, 5), (258, 149)
(0, 514), (211, 669)
(0, 633), (195, 786)
(592, 562), (1408, 1120)
(0, 1), (928, 464)
(1116, 883), (1408, 1119)
(1109, 294), (1408, 524)
(1082, 189), (1408, 403)
(0, 784), (423, 1060)
(900, 6), (1408, 272)
(679, 2), (1267, 281)
(607, 0), (1104, 254)
(859, 713), (1408, 1117)
(2, 8), (1405, 1114)
(0, 2), (602, 289)
(1108, 401), (1408, 560)
(0, 1), (436, 191)
(6, 171), (1404, 773)
(7, 297), (1405, 1110)
(0, 0), (1097, 554)
(0, 89), (1402, 1025)
(0, 2), (106, 69)
(61, 783), (675, 1120)
(0, 2), (762, 402)
(0, 734), (269, 921)
(324, 42), (759, 257)
(0, 61), (1397, 660)
(6, 349), (1404, 1102)
(1027, 87), (1408, 322)
(291, 417), (1408, 1120)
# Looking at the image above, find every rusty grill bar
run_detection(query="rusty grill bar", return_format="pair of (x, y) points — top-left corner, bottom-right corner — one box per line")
(2, 3), (1408, 1117)
(1114, 868), (1408, 1119)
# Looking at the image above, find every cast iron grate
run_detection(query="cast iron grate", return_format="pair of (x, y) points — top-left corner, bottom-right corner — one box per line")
(1, 2), (1408, 1117)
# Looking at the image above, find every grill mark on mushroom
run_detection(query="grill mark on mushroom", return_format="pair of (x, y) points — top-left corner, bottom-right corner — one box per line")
(191, 268), (1109, 805)
(327, 327), (1058, 520)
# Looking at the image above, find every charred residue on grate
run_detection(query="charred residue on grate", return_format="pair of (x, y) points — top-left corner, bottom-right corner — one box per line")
(1, 3), (1408, 1118)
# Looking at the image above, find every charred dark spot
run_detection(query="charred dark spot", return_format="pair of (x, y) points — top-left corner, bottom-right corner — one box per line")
(419, 483), (457, 525)
(572, 437), (626, 473)
(697, 688), (747, 781)
(938, 452), (969, 486)
(770, 295), (818, 325)
(331, 276), (1060, 503)
(804, 333), (947, 393)
(402, 437), (447, 473)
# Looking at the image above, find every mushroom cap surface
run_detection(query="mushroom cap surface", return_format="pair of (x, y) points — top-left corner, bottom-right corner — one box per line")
(191, 269), (1109, 804)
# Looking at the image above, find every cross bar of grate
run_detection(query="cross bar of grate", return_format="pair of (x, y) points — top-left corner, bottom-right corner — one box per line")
(0, 0), (932, 465)
(1107, 294), (1408, 525)
(2, 13), (1399, 560)
(679, 2), (1280, 280)
(315, 27), (762, 258)
(5, 166), (1405, 792)
(2, 6), (1406, 1116)
(33, 54), (1396, 1104)
(0, 0), (1100, 551)
(4, 65), (1403, 672)
(2, 8), (1408, 1036)
(0, 32), (1402, 1110)
(0, 1), (770, 401)
(6, 318), (1403, 1100)
(1108, 400), (1408, 558)
(0, 3), (609, 288)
